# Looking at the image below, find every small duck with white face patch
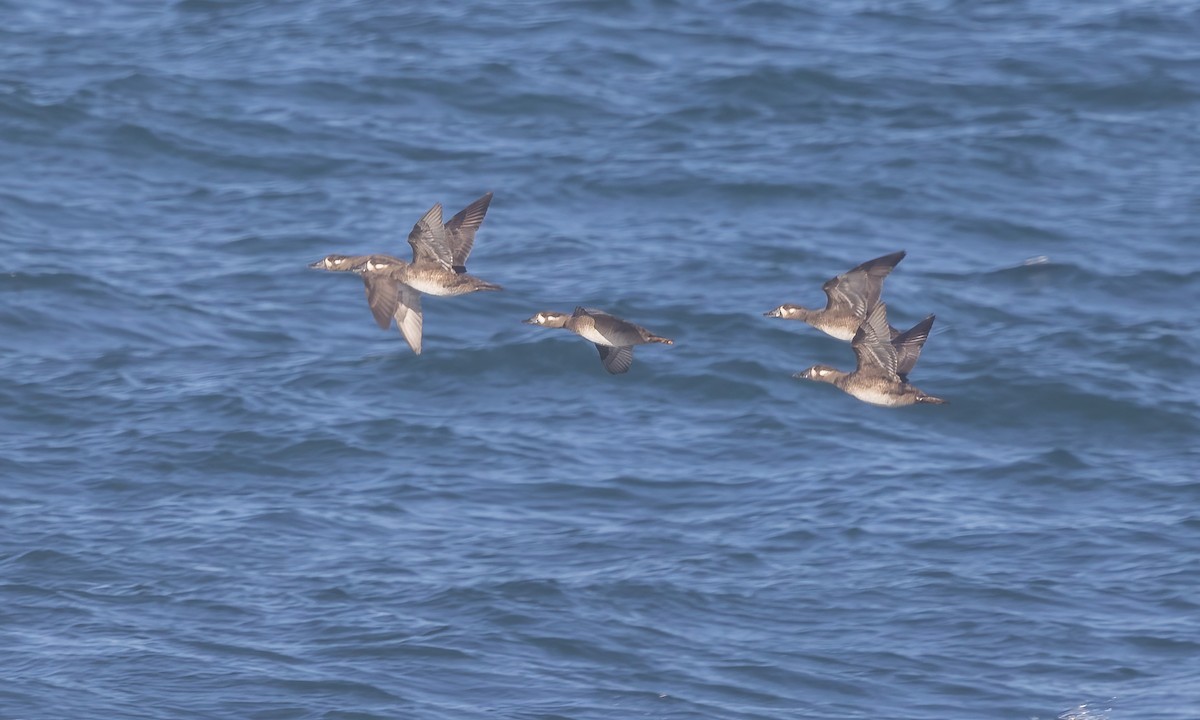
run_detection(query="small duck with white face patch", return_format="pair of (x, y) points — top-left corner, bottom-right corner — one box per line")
(524, 307), (673, 374)
(309, 193), (503, 354)
(794, 302), (945, 407)
(765, 250), (906, 341)
(347, 249), (500, 356)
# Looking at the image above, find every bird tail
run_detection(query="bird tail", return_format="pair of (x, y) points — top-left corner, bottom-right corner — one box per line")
(477, 281), (504, 292)
(917, 393), (947, 405)
(647, 334), (674, 345)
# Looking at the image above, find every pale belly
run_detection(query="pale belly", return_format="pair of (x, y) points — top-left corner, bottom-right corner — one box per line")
(403, 275), (463, 296)
(575, 325), (616, 346)
(847, 386), (908, 407)
(824, 326), (858, 342)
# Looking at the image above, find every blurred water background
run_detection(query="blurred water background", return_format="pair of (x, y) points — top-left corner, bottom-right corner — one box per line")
(2, 1), (1198, 718)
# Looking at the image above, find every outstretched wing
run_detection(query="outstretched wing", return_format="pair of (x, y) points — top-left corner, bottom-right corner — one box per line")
(595, 344), (634, 374)
(443, 192), (493, 273)
(851, 302), (899, 377)
(893, 314), (934, 381)
(407, 203), (453, 269)
(362, 275), (399, 330)
(393, 284), (424, 355)
(822, 250), (906, 317)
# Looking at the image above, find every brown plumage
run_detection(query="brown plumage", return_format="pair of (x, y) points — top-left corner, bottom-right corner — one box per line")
(794, 302), (945, 407)
(309, 193), (502, 354)
(524, 307), (673, 374)
(765, 250), (906, 341)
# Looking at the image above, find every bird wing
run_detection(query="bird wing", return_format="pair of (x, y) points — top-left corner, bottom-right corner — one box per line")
(893, 314), (935, 381)
(822, 250), (906, 317)
(406, 202), (453, 270)
(362, 274), (399, 330)
(595, 344), (634, 374)
(443, 192), (493, 272)
(573, 306), (611, 318)
(393, 283), (423, 355)
(851, 302), (899, 377)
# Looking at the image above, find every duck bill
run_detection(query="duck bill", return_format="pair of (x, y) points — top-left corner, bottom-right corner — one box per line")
(308, 259), (327, 269)
(764, 307), (783, 317)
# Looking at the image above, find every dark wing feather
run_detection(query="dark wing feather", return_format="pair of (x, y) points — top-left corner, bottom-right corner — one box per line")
(443, 192), (492, 272)
(893, 314), (934, 381)
(596, 344), (634, 374)
(822, 276), (870, 317)
(822, 250), (906, 317)
(851, 303), (899, 377)
(407, 203), (453, 269)
(362, 275), (399, 330)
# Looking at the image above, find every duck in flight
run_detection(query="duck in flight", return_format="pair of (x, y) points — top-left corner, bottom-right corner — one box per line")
(793, 302), (945, 407)
(765, 250), (906, 341)
(309, 193), (502, 354)
(524, 307), (673, 374)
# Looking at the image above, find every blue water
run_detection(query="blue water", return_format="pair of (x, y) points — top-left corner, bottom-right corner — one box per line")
(2, 2), (1198, 718)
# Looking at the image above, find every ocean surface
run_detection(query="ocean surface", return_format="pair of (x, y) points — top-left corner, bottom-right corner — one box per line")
(2, 1), (1198, 718)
